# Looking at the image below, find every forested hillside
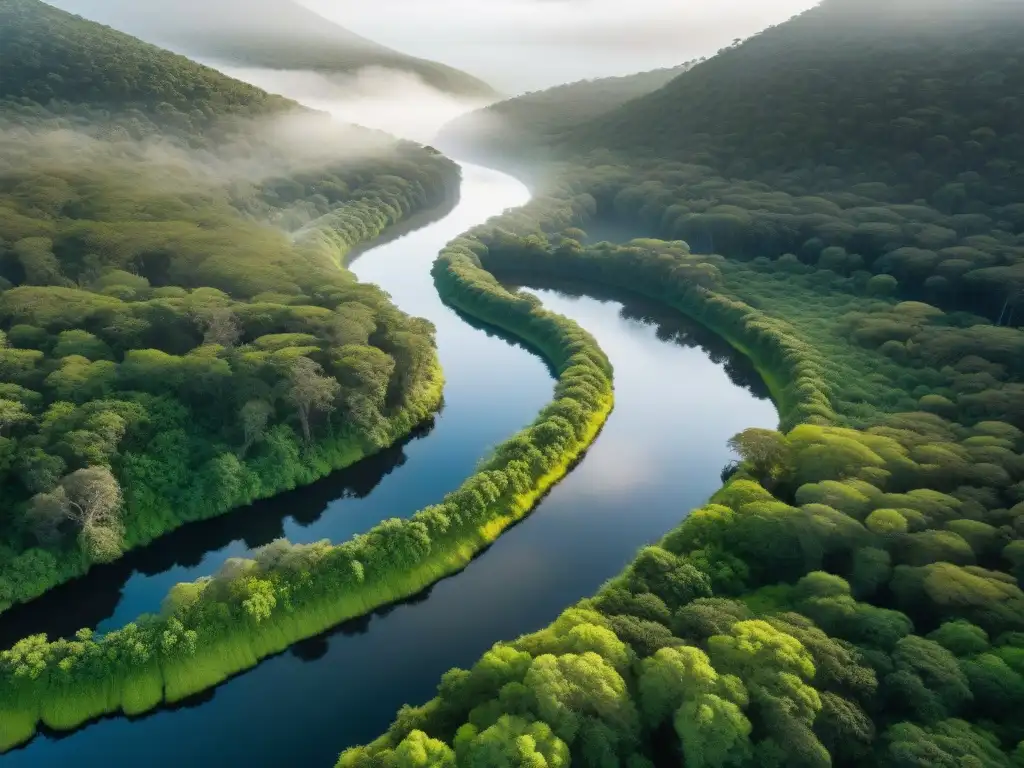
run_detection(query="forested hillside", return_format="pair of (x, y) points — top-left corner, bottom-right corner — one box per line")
(576, 0), (1024, 198)
(47, 0), (495, 97)
(530, 0), (1024, 326)
(0, 0), (458, 614)
(343, 1), (1024, 766)
(436, 63), (696, 162)
(0, 0), (296, 133)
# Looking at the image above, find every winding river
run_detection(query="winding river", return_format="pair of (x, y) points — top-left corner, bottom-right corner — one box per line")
(1, 163), (776, 765)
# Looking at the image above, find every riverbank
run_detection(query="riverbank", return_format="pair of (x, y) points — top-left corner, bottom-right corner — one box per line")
(0, 195), (618, 753)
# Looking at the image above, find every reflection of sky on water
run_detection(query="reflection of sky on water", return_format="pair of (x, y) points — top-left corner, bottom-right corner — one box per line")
(8, 269), (778, 768)
(0, 164), (544, 645)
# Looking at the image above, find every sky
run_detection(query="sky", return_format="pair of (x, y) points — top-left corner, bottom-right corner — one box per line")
(47, 0), (820, 139)
(301, 0), (819, 92)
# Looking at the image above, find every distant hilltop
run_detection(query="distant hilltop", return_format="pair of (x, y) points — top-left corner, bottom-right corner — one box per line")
(48, 0), (497, 98)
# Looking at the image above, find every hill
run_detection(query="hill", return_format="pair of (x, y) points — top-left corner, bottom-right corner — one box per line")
(573, 0), (1024, 203)
(48, 0), (496, 98)
(0, 0), (297, 135)
(436, 64), (696, 161)
(340, 3), (1024, 768)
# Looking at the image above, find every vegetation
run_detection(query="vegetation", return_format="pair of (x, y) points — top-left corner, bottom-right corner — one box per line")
(1, 0), (296, 129)
(340, 0), (1024, 765)
(446, 0), (1024, 327)
(49, 0), (496, 97)
(436, 63), (696, 164)
(0, 0), (616, 753)
(0, 199), (616, 752)
(339, 186), (1024, 768)
(0, 0), (463, 612)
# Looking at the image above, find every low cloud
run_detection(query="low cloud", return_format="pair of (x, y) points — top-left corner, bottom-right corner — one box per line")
(202, 63), (491, 143)
(302, 0), (819, 91)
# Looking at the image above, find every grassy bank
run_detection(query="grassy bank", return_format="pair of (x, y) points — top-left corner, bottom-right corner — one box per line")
(0, 225), (616, 752)
(339, 208), (1024, 768)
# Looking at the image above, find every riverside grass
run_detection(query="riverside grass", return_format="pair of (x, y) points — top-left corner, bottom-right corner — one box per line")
(0, 238), (615, 753)
(0, 357), (445, 751)
(0, 173), (463, 618)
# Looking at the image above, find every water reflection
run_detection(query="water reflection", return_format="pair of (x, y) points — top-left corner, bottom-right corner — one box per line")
(0, 163), (548, 647)
(0, 422), (431, 647)
(507, 277), (772, 401)
(6, 285), (778, 767)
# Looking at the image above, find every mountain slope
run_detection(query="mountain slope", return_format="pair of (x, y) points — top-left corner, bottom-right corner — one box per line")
(572, 0), (1024, 201)
(0, 0), (296, 129)
(437, 64), (696, 159)
(48, 0), (496, 97)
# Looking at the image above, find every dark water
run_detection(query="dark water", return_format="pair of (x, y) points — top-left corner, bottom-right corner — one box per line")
(0, 165), (548, 647)
(2, 165), (776, 766)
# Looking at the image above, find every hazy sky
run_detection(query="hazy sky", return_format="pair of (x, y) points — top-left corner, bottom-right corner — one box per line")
(51, 0), (819, 92)
(302, 0), (819, 91)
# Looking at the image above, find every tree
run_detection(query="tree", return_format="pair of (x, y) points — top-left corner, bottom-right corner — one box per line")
(391, 729), (456, 767)
(523, 652), (640, 748)
(638, 645), (722, 726)
(238, 399), (273, 456)
(868, 274), (899, 297)
(0, 398), (31, 436)
(884, 636), (972, 723)
(26, 467), (124, 561)
(25, 486), (67, 544)
(708, 620), (822, 736)
(675, 694), (753, 768)
(884, 719), (1012, 767)
(455, 716), (569, 768)
(728, 428), (790, 486)
(191, 306), (242, 348)
(286, 357), (340, 443)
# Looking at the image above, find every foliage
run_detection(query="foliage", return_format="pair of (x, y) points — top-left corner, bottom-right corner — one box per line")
(339, 26), (1024, 755)
(0, 0), (461, 611)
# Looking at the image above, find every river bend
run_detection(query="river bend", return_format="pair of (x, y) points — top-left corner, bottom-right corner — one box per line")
(2, 164), (776, 765)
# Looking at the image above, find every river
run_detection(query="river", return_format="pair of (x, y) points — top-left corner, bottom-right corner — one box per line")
(0, 163), (776, 765)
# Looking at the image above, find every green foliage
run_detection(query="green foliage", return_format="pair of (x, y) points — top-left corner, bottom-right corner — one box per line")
(341, 42), (1024, 759)
(0, 0), (294, 128)
(438, 63), (697, 163)
(0, 0), (463, 612)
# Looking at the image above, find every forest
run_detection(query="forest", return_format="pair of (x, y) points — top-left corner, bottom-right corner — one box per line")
(0, 0), (461, 617)
(339, 0), (1024, 766)
(436, 63), (696, 165)
(2, 0), (1024, 763)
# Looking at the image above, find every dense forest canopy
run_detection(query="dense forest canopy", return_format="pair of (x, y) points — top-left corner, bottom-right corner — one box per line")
(439, 0), (1024, 326)
(46, 0), (496, 97)
(0, 0), (458, 615)
(436, 63), (697, 162)
(0, 0), (297, 127)
(342, 1), (1024, 767)
(574, 0), (1024, 201)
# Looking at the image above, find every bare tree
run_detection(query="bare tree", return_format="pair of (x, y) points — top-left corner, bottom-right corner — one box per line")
(26, 467), (125, 561)
(287, 358), (340, 443)
(191, 306), (242, 348)
(239, 399), (274, 457)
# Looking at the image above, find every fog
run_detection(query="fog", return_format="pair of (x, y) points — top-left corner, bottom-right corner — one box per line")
(200, 63), (489, 144)
(52, 0), (820, 93)
(1, 111), (403, 198)
(47, 0), (822, 142)
(302, 0), (821, 91)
